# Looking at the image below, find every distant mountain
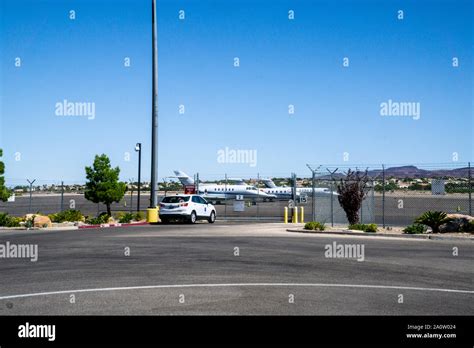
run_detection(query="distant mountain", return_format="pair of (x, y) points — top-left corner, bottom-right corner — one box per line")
(315, 166), (471, 180)
(369, 166), (430, 178)
(378, 166), (470, 179)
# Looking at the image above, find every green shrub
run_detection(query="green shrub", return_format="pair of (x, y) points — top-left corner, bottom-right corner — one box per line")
(414, 211), (453, 233)
(304, 221), (326, 231)
(9, 216), (22, 227)
(49, 209), (84, 223)
(117, 212), (134, 223)
(461, 220), (474, 233)
(134, 212), (144, 221)
(86, 213), (110, 225)
(348, 223), (378, 232)
(364, 223), (378, 232)
(24, 215), (35, 229)
(403, 223), (427, 234)
(0, 212), (21, 227)
(0, 212), (10, 226)
(115, 211), (126, 221)
(349, 223), (364, 231)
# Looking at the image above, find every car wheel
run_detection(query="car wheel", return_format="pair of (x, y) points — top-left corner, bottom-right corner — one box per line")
(160, 217), (169, 224)
(189, 211), (197, 224)
(208, 211), (216, 223)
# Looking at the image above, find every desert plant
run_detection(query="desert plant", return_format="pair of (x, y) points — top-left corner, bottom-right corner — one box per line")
(117, 212), (134, 223)
(49, 209), (84, 223)
(0, 212), (10, 226)
(364, 223), (378, 232)
(403, 223), (427, 234)
(335, 169), (370, 225)
(24, 215), (35, 229)
(304, 221), (326, 231)
(461, 220), (474, 233)
(348, 223), (377, 232)
(414, 211), (453, 233)
(0, 213), (21, 227)
(86, 213), (110, 225)
(134, 212), (144, 221)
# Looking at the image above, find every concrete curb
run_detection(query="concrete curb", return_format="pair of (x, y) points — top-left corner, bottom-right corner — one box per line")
(0, 222), (150, 232)
(44, 226), (78, 231)
(286, 229), (474, 241)
(78, 221), (149, 229)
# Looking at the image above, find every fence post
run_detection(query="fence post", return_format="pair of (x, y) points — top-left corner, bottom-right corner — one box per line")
(292, 173), (297, 204)
(312, 171), (316, 221)
(326, 168), (338, 227)
(224, 174), (227, 220)
(27, 179), (36, 214)
(469, 162), (472, 216)
(196, 173), (199, 194)
(257, 173), (260, 220)
(330, 180), (334, 227)
(60, 181), (64, 212)
(382, 164), (385, 228)
(129, 183), (133, 213)
(371, 179), (375, 224)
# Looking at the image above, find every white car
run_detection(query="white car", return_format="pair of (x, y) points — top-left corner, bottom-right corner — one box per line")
(159, 194), (216, 224)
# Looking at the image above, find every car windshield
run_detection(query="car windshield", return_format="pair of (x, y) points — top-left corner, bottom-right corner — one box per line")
(161, 196), (190, 203)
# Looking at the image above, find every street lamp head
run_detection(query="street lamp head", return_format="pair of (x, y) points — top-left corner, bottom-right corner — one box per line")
(135, 143), (141, 152)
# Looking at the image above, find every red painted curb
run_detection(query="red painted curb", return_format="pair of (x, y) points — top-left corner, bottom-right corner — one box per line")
(78, 221), (150, 229)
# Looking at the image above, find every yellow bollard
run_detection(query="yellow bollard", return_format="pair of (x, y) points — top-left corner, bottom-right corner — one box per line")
(284, 207), (288, 223)
(146, 207), (159, 223)
(300, 206), (304, 224)
(292, 207), (298, 223)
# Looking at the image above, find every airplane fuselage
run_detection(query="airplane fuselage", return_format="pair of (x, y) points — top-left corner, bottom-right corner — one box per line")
(199, 184), (275, 200)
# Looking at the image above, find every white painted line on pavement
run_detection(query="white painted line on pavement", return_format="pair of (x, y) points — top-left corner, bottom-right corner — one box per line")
(0, 283), (473, 300)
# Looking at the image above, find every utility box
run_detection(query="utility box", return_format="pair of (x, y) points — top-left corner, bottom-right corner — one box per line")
(233, 201), (245, 212)
(431, 179), (445, 195)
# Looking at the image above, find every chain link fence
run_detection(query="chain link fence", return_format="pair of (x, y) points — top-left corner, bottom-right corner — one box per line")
(1, 162), (472, 227)
(307, 163), (472, 227)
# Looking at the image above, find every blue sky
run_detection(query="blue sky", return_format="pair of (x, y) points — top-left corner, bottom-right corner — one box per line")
(1, 0), (472, 184)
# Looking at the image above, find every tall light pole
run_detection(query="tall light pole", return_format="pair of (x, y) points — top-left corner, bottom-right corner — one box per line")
(150, 0), (159, 208)
(135, 143), (142, 212)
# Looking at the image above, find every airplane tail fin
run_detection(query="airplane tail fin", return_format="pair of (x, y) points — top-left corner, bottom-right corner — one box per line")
(261, 178), (277, 188)
(227, 177), (246, 185)
(173, 170), (195, 186)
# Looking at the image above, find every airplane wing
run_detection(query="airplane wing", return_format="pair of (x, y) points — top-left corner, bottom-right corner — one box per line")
(201, 192), (228, 200)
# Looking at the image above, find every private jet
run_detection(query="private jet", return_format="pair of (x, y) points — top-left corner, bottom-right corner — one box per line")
(260, 178), (338, 200)
(173, 170), (277, 202)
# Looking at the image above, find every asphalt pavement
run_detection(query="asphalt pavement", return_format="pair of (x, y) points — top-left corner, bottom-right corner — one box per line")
(0, 222), (472, 315)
